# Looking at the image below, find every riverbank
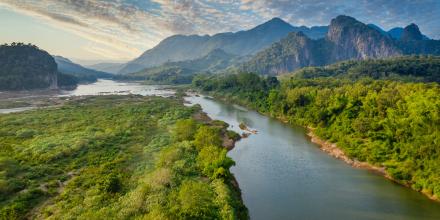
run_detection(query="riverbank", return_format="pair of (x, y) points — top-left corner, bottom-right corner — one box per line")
(194, 91), (440, 203)
(0, 95), (248, 219)
(306, 129), (439, 202)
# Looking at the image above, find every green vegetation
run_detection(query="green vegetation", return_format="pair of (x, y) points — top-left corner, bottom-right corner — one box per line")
(292, 55), (440, 82)
(0, 43), (78, 91)
(193, 56), (440, 200)
(0, 95), (247, 219)
(115, 49), (238, 84)
(0, 43), (58, 90)
(54, 56), (113, 84)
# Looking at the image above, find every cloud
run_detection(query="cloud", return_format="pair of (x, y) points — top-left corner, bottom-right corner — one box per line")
(1, 0), (439, 61)
(237, 0), (440, 38)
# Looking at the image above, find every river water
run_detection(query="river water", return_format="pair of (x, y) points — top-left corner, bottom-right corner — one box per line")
(184, 96), (440, 220)
(2, 80), (440, 219)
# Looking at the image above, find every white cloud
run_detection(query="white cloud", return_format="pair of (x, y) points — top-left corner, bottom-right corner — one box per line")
(1, 0), (438, 61)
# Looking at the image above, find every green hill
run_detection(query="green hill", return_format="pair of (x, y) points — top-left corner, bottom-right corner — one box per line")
(117, 49), (238, 84)
(0, 43), (58, 90)
(291, 56), (440, 82)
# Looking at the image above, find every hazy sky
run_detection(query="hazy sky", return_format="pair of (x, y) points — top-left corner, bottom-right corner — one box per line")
(1, 0), (439, 64)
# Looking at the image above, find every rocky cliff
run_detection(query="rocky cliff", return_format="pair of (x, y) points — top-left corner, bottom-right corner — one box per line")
(240, 15), (439, 75)
(326, 15), (401, 62)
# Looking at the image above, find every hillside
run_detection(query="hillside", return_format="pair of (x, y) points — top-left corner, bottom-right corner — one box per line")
(54, 56), (113, 83)
(118, 49), (238, 84)
(118, 18), (328, 74)
(87, 62), (124, 74)
(240, 16), (440, 75)
(292, 56), (440, 82)
(0, 43), (58, 90)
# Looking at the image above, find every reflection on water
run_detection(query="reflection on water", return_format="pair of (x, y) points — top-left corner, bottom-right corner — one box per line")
(185, 95), (440, 220)
(59, 79), (175, 97)
(0, 80), (174, 114)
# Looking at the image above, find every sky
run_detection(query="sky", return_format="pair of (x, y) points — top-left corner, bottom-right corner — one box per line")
(0, 0), (439, 64)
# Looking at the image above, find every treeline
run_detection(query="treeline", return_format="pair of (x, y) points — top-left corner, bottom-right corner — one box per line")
(0, 43), (78, 90)
(293, 55), (440, 82)
(193, 56), (440, 200)
(0, 43), (58, 90)
(0, 96), (247, 219)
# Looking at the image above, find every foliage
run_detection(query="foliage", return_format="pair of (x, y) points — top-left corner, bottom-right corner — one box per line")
(0, 43), (58, 90)
(0, 95), (247, 219)
(114, 49), (238, 84)
(292, 55), (440, 82)
(57, 72), (78, 89)
(193, 60), (440, 200)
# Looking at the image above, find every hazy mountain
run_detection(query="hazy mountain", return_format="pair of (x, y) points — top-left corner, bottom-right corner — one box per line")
(240, 15), (440, 75)
(0, 43), (58, 90)
(88, 62), (124, 74)
(118, 18), (330, 74)
(118, 49), (239, 84)
(397, 24), (440, 55)
(241, 16), (400, 75)
(367, 24), (389, 36)
(54, 56), (113, 83)
(387, 26), (430, 40)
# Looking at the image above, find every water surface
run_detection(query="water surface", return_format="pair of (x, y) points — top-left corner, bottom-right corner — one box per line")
(2, 80), (440, 219)
(59, 79), (174, 97)
(185, 95), (440, 220)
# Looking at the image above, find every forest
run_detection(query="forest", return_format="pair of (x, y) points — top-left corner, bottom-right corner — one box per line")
(0, 95), (247, 219)
(193, 56), (440, 201)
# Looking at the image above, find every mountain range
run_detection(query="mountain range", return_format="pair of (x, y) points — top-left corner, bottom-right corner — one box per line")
(240, 15), (440, 75)
(114, 15), (439, 78)
(87, 62), (124, 74)
(117, 49), (240, 84)
(54, 56), (113, 82)
(118, 18), (331, 74)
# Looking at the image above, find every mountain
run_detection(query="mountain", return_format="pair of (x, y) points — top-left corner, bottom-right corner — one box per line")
(117, 49), (239, 84)
(397, 24), (440, 55)
(240, 32), (329, 74)
(54, 56), (113, 83)
(388, 27), (404, 39)
(0, 43), (58, 90)
(240, 15), (440, 75)
(388, 26), (429, 40)
(241, 15), (400, 75)
(401, 24), (424, 41)
(88, 62), (124, 74)
(118, 18), (330, 74)
(326, 15), (401, 62)
(367, 24), (388, 36)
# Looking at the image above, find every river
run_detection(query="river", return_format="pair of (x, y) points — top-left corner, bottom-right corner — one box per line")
(2, 80), (440, 219)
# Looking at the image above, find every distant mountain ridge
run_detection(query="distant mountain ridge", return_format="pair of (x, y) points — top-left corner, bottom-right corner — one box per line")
(117, 49), (240, 84)
(240, 15), (440, 75)
(87, 62), (124, 74)
(54, 56), (113, 82)
(118, 18), (329, 74)
(118, 15), (439, 77)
